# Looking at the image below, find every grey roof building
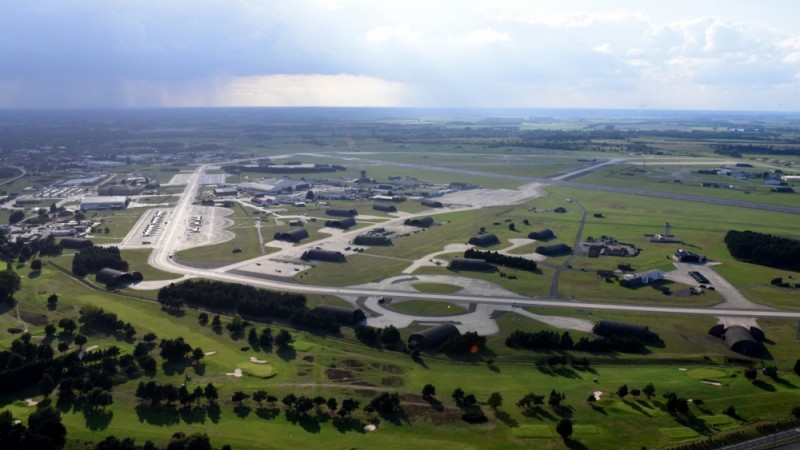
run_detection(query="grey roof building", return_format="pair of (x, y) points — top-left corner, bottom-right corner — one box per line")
(468, 233), (499, 246)
(528, 229), (555, 241)
(405, 216), (434, 228)
(723, 325), (761, 355)
(273, 228), (309, 242)
(535, 243), (572, 256)
(373, 204), (398, 213)
(325, 217), (357, 229)
(313, 305), (366, 325)
(301, 249), (346, 263)
(408, 323), (459, 350)
(353, 235), (392, 246)
(420, 199), (443, 208)
(95, 268), (134, 286)
(326, 208), (358, 217)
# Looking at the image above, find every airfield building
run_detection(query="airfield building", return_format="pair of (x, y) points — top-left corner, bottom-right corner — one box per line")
(326, 208), (358, 217)
(80, 196), (128, 211)
(408, 323), (460, 351)
(674, 248), (704, 263)
(95, 268), (134, 287)
(324, 217), (357, 229)
(619, 269), (664, 287)
(405, 216), (434, 228)
(353, 235), (392, 246)
(723, 325), (761, 355)
(420, 199), (443, 208)
(313, 305), (366, 325)
(528, 229), (555, 241)
(301, 249), (346, 263)
(373, 204), (398, 213)
(273, 229), (309, 243)
(468, 233), (499, 246)
(535, 243), (572, 256)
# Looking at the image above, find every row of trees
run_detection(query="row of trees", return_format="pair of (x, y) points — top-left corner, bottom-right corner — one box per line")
(135, 382), (218, 407)
(506, 329), (649, 353)
(159, 280), (341, 333)
(463, 248), (538, 272)
(354, 325), (401, 347)
(724, 230), (800, 271)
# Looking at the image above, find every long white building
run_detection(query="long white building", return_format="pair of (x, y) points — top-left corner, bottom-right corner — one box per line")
(80, 196), (128, 210)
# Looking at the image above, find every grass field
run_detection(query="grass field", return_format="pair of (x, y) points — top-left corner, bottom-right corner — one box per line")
(120, 249), (183, 281)
(387, 300), (468, 316)
(412, 282), (462, 294)
(5, 264), (800, 450)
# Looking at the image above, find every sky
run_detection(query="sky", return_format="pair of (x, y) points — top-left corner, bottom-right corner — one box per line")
(2, 0), (800, 110)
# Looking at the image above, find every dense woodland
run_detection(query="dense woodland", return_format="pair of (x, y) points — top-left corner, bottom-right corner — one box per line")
(724, 230), (800, 271)
(506, 329), (650, 354)
(71, 246), (129, 277)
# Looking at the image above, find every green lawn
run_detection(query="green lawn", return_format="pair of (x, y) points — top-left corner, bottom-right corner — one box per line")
(388, 300), (468, 316)
(120, 248), (183, 281)
(412, 282), (462, 294)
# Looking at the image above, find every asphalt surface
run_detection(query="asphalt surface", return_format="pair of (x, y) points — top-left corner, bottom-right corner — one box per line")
(720, 427), (800, 450)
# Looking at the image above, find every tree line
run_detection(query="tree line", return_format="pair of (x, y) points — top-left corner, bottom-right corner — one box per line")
(158, 280), (342, 333)
(506, 329), (649, 353)
(724, 230), (800, 271)
(463, 248), (537, 272)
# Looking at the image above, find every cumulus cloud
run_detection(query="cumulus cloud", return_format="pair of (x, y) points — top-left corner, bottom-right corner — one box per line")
(453, 28), (512, 46)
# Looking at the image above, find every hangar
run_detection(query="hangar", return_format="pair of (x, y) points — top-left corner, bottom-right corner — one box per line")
(95, 268), (134, 287)
(313, 305), (366, 325)
(408, 323), (459, 351)
(301, 249), (346, 263)
(468, 233), (499, 246)
(405, 216), (434, 228)
(273, 229), (309, 243)
(80, 196), (128, 211)
(528, 229), (555, 241)
(535, 243), (572, 256)
(325, 217), (357, 229)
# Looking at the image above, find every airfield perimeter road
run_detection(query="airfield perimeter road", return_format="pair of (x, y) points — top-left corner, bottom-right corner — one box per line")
(143, 159), (800, 322)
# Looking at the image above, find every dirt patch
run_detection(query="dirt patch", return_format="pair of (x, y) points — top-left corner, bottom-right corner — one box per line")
(381, 364), (404, 374)
(325, 368), (355, 381)
(302, 355), (315, 362)
(19, 312), (48, 326)
(402, 403), (463, 425)
(381, 376), (405, 387)
(341, 359), (364, 368)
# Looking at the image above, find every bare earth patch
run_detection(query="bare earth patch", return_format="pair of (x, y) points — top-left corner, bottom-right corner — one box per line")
(250, 356), (267, 364)
(19, 312), (48, 326)
(381, 376), (405, 387)
(341, 359), (364, 368)
(325, 368), (355, 381)
(302, 355), (314, 362)
(226, 368), (243, 377)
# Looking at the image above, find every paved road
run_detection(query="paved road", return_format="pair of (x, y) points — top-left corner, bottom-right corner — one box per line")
(720, 427), (800, 450)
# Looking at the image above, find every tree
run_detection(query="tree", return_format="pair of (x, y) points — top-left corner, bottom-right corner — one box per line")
(791, 406), (800, 419)
(204, 383), (218, 404)
(44, 323), (56, 336)
(744, 367), (758, 382)
(327, 397), (338, 414)
(630, 388), (641, 399)
(642, 383), (656, 400)
(27, 406), (67, 450)
(556, 418), (573, 442)
(87, 387), (113, 410)
(9, 210), (24, 224)
(587, 394), (597, 404)
(192, 347), (205, 361)
(47, 293), (58, 309)
(74, 334), (87, 348)
(30, 259), (42, 271)
(58, 318), (77, 334)
(39, 374), (56, 397)
(794, 359), (800, 377)
(616, 384), (628, 399)
(211, 314), (222, 331)
(248, 328), (259, 346)
(232, 391), (249, 407)
(305, 190), (315, 200)
(253, 390), (268, 407)
(762, 366), (779, 379)
(57, 342), (69, 353)
(275, 329), (294, 349)
(0, 267), (21, 304)
(508, 222), (516, 231)
(143, 332), (158, 343)
(723, 405), (736, 417)
(548, 389), (564, 408)
(487, 392), (503, 410)
(380, 325), (401, 345)
(452, 388), (465, 406)
(422, 384), (436, 399)
(282, 393), (297, 410)
(198, 312), (209, 325)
